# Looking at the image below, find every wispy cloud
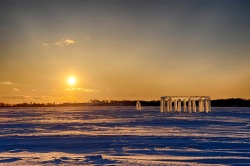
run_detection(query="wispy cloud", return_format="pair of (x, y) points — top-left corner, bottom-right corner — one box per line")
(65, 88), (99, 93)
(0, 81), (21, 85)
(54, 39), (76, 46)
(0, 96), (46, 100)
(83, 36), (91, 40)
(0, 81), (22, 86)
(13, 88), (19, 92)
(42, 43), (50, 47)
(1, 96), (25, 100)
(0, 95), (77, 101)
(43, 39), (76, 47)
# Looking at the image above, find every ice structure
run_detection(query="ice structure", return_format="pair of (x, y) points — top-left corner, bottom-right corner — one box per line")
(160, 96), (211, 113)
(136, 101), (142, 110)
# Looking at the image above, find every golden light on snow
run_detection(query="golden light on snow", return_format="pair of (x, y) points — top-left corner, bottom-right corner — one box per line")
(67, 76), (76, 85)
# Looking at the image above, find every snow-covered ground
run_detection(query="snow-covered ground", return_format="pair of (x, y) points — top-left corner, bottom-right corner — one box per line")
(0, 106), (249, 165)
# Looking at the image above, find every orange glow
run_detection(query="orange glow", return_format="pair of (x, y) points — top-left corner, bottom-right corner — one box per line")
(67, 76), (76, 86)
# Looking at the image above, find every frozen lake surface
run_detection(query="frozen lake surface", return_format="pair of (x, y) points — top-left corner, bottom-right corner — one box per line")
(0, 106), (249, 165)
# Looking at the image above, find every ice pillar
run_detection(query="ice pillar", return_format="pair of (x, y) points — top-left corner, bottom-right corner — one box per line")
(160, 97), (166, 113)
(200, 99), (205, 112)
(166, 99), (170, 113)
(208, 99), (211, 112)
(205, 99), (209, 113)
(174, 99), (178, 112)
(177, 99), (181, 113)
(192, 99), (196, 112)
(169, 100), (173, 113)
(198, 99), (202, 112)
(188, 99), (192, 113)
(202, 99), (205, 112)
(183, 100), (187, 112)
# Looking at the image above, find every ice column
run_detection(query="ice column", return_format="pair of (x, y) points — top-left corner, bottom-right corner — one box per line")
(209, 100), (211, 112)
(188, 99), (192, 113)
(160, 97), (166, 113)
(177, 99), (181, 113)
(205, 99), (209, 113)
(192, 99), (196, 112)
(174, 99), (178, 112)
(201, 99), (205, 112)
(166, 99), (170, 113)
(206, 99), (211, 113)
(198, 99), (203, 112)
(169, 100), (173, 113)
(183, 99), (187, 112)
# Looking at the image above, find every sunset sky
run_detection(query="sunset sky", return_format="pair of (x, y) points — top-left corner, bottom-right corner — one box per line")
(1, 0), (250, 103)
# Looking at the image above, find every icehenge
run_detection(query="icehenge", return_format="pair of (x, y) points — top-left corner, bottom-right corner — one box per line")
(160, 96), (211, 113)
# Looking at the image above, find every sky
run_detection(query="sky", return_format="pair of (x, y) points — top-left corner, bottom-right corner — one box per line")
(0, 0), (250, 103)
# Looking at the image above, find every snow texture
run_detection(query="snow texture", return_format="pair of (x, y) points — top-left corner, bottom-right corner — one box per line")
(0, 106), (249, 165)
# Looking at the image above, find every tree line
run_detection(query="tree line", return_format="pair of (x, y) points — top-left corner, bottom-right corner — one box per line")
(0, 98), (250, 107)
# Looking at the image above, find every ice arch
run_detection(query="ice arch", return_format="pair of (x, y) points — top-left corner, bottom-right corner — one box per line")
(160, 96), (211, 113)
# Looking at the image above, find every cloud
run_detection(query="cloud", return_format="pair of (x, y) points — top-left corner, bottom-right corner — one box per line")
(0, 81), (20, 85)
(63, 39), (76, 45)
(43, 43), (50, 47)
(1, 96), (25, 100)
(7, 96), (47, 100)
(0, 95), (77, 101)
(43, 39), (76, 47)
(83, 36), (91, 40)
(13, 88), (20, 92)
(0, 95), (78, 102)
(65, 88), (99, 93)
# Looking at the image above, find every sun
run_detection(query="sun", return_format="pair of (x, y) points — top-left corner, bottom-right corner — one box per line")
(67, 76), (76, 85)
